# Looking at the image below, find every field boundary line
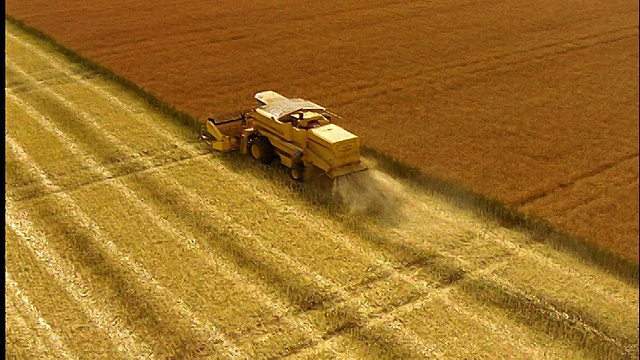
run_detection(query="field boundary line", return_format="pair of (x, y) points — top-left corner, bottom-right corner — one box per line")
(5, 271), (77, 359)
(4, 133), (244, 359)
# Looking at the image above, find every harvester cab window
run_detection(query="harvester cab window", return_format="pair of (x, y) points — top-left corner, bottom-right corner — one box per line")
(289, 112), (304, 127)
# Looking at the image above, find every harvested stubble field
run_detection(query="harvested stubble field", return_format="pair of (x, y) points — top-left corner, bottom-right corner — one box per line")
(5, 0), (639, 265)
(4, 22), (640, 359)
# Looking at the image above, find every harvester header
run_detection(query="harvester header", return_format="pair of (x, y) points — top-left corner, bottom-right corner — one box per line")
(201, 91), (367, 181)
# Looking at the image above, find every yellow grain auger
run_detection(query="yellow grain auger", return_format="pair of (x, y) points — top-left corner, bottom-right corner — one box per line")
(201, 91), (368, 181)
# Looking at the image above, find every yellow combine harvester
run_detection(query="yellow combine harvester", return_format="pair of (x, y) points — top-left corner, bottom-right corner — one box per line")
(201, 91), (368, 181)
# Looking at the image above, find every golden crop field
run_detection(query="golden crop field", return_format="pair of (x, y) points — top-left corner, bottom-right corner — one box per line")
(5, 21), (639, 359)
(7, 0), (638, 265)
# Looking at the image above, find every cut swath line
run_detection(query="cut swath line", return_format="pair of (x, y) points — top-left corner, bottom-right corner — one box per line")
(6, 79), (324, 344)
(5, 204), (154, 358)
(465, 270), (626, 355)
(397, 288), (545, 358)
(5, 294), (52, 358)
(6, 59), (157, 166)
(4, 295), (48, 354)
(206, 170), (549, 357)
(150, 172), (443, 359)
(6, 57), (206, 179)
(5, 135), (243, 359)
(7, 32), (198, 151)
(390, 212), (630, 355)
(6, 86), (325, 350)
(5, 271), (76, 359)
(7, 57), (441, 357)
(403, 196), (635, 305)
(6, 91), (112, 179)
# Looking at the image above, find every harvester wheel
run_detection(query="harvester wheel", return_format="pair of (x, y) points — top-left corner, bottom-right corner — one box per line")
(250, 136), (275, 164)
(290, 163), (304, 182)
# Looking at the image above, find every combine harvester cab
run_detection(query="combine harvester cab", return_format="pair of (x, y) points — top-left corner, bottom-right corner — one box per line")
(203, 91), (367, 181)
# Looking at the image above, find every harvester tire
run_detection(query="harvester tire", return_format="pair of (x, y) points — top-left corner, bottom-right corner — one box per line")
(290, 163), (304, 182)
(250, 136), (275, 164)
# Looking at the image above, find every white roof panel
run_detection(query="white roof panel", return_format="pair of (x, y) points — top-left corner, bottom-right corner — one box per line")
(258, 98), (325, 120)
